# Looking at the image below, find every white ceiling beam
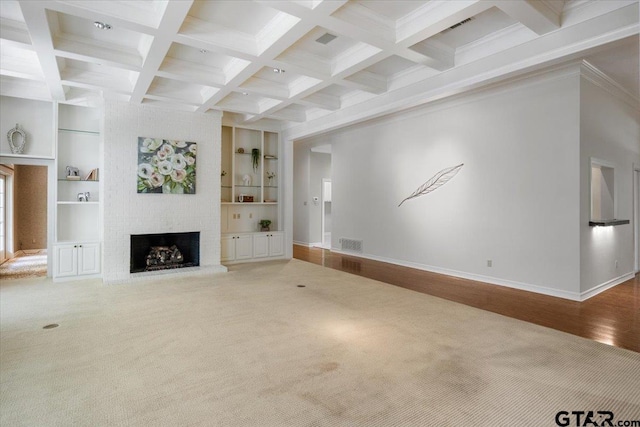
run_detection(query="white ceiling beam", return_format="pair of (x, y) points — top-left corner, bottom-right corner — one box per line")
(299, 92), (340, 110)
(196, 0), (343, 113)
(156, 59), (226, 88)
(129, 0), (194, 104)
(407, 39), (455, 71)
(53, 37), (143, 70)
(396, 1), (492, 47)
(18, 2), (65, 100)
(494, 0), (561, 35)
(54, 0), (164, 29)
(40, 1), (157, 35)
(284, 1), (640, 140)
(265, 107), (307, 123)
(0, 76), (51, 100)
(240, 77), (290, 99)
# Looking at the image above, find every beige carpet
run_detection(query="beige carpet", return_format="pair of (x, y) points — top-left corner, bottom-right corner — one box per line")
(0, 250), (47, 280)
(1, 259), (639, 427)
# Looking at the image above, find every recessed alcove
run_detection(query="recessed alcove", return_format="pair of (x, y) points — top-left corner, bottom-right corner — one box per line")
(130, 232), (200, 273)
(589, 158), (628, 227)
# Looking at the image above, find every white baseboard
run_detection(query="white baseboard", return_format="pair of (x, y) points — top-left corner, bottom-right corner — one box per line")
(331, 249), (582, 301)
(579, 272), (635, 300)
(293, 241), (320, 248)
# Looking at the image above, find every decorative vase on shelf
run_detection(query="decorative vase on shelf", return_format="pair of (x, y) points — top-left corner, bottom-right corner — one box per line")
(7, 123), (26, 154)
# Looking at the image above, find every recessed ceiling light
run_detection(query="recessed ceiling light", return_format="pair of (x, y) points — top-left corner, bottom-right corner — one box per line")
(241, 92), (248, 96)
(273, 68), (285, 74)
(200, 49), (208, 54)
(93, 21), (112, 30)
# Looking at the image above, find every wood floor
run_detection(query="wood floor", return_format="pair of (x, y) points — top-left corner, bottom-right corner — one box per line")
(293, 246), (640, 353)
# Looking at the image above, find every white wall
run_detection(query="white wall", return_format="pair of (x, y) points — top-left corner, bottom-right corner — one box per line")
(102, 100), (224, 283)
(579, 74), (640, 295)
(299, 69), (583, 298)
(292, 141), (310, 245)
(0, 96), (54, 158)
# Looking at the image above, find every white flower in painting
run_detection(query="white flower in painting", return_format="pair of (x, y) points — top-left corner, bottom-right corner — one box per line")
(160, 144), (175, 156)
(171, 168), (187, 183)
(157, 160), (173, 175)
(151, 155), (160, 166)
(138, 163), (153, 178)
(185, 155), (195, 166)
(169, 140), (187, 148)
(141, 138), (162, 153)
(188, 144), (197, 155)
(156, 150), (168, 161)
(149, 172), (164, 187)
(170, 153), (187, 170)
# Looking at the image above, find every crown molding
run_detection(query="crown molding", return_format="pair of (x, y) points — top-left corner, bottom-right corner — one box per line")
(580, 60), (639, 110)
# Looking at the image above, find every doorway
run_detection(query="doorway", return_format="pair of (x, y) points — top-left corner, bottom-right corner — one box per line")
(321, 179), (331, 249)
(635, 165), (640, 273)
(0, 164), (48, 279)
(0, 173), (6, 264)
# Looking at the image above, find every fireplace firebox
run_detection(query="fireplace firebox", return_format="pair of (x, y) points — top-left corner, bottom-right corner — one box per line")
(130, 232), (200, 273)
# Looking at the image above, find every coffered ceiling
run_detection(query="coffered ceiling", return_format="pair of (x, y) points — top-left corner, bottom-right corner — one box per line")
(0, 0), (638, 134)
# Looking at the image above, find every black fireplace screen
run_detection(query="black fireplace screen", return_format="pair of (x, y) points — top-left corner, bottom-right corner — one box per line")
(130, 232), (200, 273)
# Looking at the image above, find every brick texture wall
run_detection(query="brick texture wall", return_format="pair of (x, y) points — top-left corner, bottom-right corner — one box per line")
(103, 100), (222, 282)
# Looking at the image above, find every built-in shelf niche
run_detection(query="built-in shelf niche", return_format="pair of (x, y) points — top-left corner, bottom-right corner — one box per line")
(589, 157), (629, 227)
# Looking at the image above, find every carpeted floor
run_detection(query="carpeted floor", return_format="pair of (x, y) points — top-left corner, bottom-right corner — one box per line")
(1, 259), (639, 426)
(0, 250), (47, 280)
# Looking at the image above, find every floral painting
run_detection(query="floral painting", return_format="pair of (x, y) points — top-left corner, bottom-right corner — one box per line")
(137, 137), (197, 194)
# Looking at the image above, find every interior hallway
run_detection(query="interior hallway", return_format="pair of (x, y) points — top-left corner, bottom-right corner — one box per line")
(293, 246), (640, 353)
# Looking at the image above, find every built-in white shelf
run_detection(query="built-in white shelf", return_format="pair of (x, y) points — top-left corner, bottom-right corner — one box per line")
(0, 153), (55, 160)
(57, 201), (99, 205)
(58, 128), (100, 135)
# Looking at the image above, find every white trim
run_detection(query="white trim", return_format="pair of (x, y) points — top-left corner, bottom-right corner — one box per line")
(579, 272), (635, 300)
(53, 273), (102, 283)
(285, 60), (582, 141)
(580, 61), (639, 110)
(293, 241), (315, 247)
(634, 164), (640, 273)
(590, 157), (618, 221)
(330, 249), (582, 301)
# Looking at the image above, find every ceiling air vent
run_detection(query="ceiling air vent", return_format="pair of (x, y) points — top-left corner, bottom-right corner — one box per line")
(315, 33), (337, 45)
(442, 17), (473, 33)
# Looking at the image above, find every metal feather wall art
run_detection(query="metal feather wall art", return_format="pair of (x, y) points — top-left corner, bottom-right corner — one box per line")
(398, 163), (464, 207)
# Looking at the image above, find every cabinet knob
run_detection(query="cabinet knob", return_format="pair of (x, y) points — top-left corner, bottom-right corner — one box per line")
(78, 245), (82, 248)
(74, 245), (77, 248)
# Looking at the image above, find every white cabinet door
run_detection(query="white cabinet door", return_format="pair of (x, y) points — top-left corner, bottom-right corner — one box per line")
(253, 234), (269, 258)
(78, 243), (100, 275)
(235, 235), (253, 260)
(55, 244), (77, 277)
(269, 233), (284, 257)
(221, 235), (235, 262)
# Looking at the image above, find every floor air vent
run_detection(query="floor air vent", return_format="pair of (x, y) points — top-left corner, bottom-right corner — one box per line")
(339, 238), (363, 253)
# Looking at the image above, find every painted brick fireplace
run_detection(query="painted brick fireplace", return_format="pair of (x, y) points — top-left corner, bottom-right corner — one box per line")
(102, 100), (226, 283)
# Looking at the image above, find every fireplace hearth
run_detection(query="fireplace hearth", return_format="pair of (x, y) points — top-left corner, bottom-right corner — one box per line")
(130, 232), (199, 273)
